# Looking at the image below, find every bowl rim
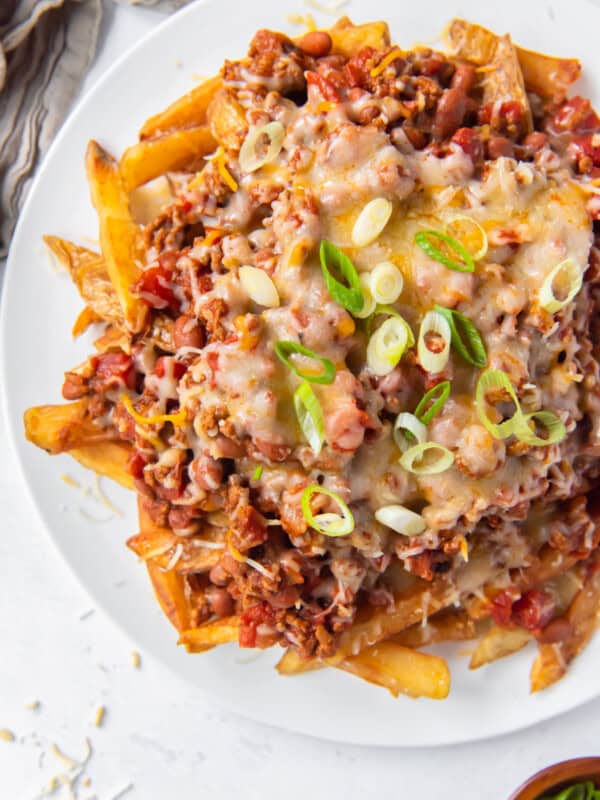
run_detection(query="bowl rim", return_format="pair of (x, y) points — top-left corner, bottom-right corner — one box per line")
(508, 757), (600, 800)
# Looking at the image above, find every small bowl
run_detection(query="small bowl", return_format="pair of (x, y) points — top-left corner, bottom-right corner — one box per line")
(509, 757), (600, 800)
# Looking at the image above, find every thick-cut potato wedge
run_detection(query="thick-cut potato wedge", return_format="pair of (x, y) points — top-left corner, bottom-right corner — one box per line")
(516, 47), (580, 102)
(86, 142), (147, 332)
(329, 17), (390, 58)
(147, 560), (192, 633)
(139, 75), (222, 140)
(69, 441), (133, 489)
(339, 642), (450, 699)
(394, 608), (480, 649)
(530, 564), (600, 692)
(207, 90), (248, 151)
(120, 127), (216, 191)
(24, 400), (117, 454)
(43, 235), (123, 330)
(446, 19), (532, 133)
(469, 625), (532, 670)
(178, 617), (240, 653)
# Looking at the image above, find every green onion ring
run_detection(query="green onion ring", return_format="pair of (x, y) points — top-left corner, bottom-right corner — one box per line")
(301, 484), (355, 537)
(293, 381), (325, 455)
(274, 340), (336, 385)
(415, 229), (475, 273)
(319, 240), (364, 314)
(414, 381), (451, 425)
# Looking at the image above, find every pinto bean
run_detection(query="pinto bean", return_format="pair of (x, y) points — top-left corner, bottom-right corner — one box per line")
(190, 454), (223, 490)
(536, 617), (574, 644)
(433, 88), (467, 139)
(206, 586), (234, 617)
(297, 31), (332, 58)
(523, 131), (547, 153)
(173, 315), (205, 350)
(209, 563), (230, 586)
(326, 403), (366, 452)
(486, 135), (514, 159)
(168, 506), (199, 532)
(451, 63), (475, 94)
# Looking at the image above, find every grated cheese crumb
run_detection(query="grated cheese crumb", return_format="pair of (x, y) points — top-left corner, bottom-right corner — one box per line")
(286, 13), (317, 31)
(61, 474), (81, 489)
(131, 651), (141, 669)
(93, 706), (105, 728)
(25, 700), (41, 711)
(110, 783), (134, 800)
(304, 0), (347, 14)
(0, 728), (15, 742)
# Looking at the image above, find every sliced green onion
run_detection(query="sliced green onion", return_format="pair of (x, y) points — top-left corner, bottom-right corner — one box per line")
(445, 215), (488, 261)
(393, 412), (427, 452)
(239, 265), (279, 308)
(319, 240), (364, 314)
(539, 258), (583, 313)
(434, 305), (487, 368)
(369, 261), (403, 304)
(475, 369), (523, 440)
(252, 465), (264, 481)
(374, 504), (426, 536)
(417, 310), (451, 374)
(293, 381), (325, 455)
(239, 121), (285, 173)
(366, 305), (416, 344)
(274, 341), (335, 385)
(414, 381), (451, 424)
(367, 315), (411, 376)
(354, 273), (377, 319)
(301, 485), (355, 537)
(352, 198), (393, 247)
(399, 442), (455, 475)
(415, 229), (475, 273)
(514, 410), (566, 447)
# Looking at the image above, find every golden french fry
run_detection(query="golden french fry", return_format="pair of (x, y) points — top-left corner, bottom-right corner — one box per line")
(139, 75), (222, 139)
(43, 235), (123, 330)
(178, 617), (240, 653)
(120, 127), (217, 191)
(446, 18), (532, 133)
(127, 528), (223, 574)
(469, 625), (531, 670)
(394, 608), (479, 649)
(339, 641), (450, 699)
(530, 563), (600, 692)
(72, 306), (101, 338)
(70, 442), (133, 489)
(24, 401), (117, 454)
(329, 17), (390, 58)
(516, 47), (580, 102)
(94, 324), (131, 354)
(207, 90), (248, 150)
(276, 649), (325, 676)
(85, 141), (148, 333)
(146, 560), (193, 633)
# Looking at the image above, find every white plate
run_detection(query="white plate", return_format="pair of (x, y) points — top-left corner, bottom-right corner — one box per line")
(3, 0), (600, 748)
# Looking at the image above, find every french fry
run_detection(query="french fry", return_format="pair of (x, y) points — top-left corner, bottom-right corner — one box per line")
(276, 649), (325, 676)
(516, 47), (580, 102)
(127, 527), (224, 573)
(146, 560), (193, 633)
(339, 641), (450, 699)
(207, 90), (248, 151)
(43, 235), (123, 330)
(72, 306), (101, 338)
(469, 625), (532, 670)
(329, 17), (390, 58)
(139, 75), (222, 140)
(394, 608), (480, 649)
(530, 562), (600, 692)
(178, 617), (240, 653)
(120, 127), (216, 191)
(24, 401), (118, 454)
(446, 19), (532, 133)
(70, 442), (133, 489)
(85, 141), (148, 333)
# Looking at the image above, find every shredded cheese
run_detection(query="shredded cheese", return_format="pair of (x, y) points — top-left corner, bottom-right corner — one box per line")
(202, 228), (225, 247)
(211, 147), (238, 192)
(163, 543), (184, 571)
(93, 706), (105, 728)
(227, 531), (275, 579)
(304, 0), (347, 14)
(286, 13), (317, 31)
(0, 728), (15, 742)
(370, 47), (405, 77)
(60, 474), (80, 489)
(131, 651), (141, 669)
(121, 394), (187, 427)
(93, 475), (123, 518)
(24, 699), (41, 711)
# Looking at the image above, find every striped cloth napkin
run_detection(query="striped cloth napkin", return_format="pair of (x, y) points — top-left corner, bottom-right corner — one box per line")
(0, 0), (187, 257)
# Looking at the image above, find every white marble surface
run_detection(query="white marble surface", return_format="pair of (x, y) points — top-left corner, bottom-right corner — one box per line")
(2, 2), (600, 798)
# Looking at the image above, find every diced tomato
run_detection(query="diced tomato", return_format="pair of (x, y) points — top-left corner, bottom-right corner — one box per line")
(489, 590), (516, 626)
(154, 356), (187, 381)
(511, 590), (555, 631)
(239, 602), (276, 648)
(91, 352), (136, 391)
(135, 265), (181, 313)
(552, 96), (599, 133)
(206, 351), (219, 389)
(451, 127), (484, 164)
(306, 70), (341, 102)
(128, 451), (147, 480)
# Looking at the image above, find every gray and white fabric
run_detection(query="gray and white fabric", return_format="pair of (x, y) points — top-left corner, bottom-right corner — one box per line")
(0, 0), (187, 257)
